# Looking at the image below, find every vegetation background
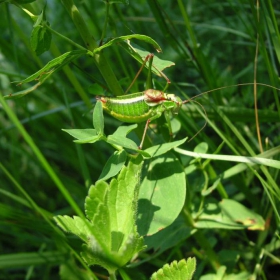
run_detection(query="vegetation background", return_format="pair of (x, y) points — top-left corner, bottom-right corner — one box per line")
(0, 0), (280, 279)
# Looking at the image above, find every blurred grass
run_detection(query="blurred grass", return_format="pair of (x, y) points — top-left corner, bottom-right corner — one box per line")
(0, 0), (280, 279)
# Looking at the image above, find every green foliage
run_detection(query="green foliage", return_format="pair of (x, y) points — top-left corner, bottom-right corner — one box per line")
(150, 258), (196, 280)
(30, 4), (52, 55)
(1, 0), (280, 279)
(55, 156), (145, 274)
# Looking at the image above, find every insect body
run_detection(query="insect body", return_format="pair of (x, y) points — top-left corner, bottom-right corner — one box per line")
(98, 89), (185, 149)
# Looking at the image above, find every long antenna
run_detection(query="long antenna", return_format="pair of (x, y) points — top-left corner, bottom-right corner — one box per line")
(182, 83), (280, 104)
(180, 83), (280, 141)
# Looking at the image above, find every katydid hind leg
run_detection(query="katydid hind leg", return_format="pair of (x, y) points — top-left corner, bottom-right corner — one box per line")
(125, 54), (154, 94)
(138, 111), (162, 149)
(139, 119), (151, 149)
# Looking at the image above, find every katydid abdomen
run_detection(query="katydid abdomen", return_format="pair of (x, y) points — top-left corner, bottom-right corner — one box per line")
(99, 92), (153, 123)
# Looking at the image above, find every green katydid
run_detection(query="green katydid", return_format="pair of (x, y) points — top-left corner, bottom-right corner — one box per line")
(98, 89), (194, 149)
(96, 54), (278, 149)
(97, 53), (206, 149)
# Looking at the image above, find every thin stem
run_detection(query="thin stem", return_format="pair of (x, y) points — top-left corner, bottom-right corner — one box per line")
(60, 0), (124, 96)
(100, 1), (110, 44)
(253, 1), (263, 153)
(45, 24), (88, 51)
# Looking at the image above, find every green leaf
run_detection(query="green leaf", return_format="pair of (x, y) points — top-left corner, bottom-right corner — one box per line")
(119, 41), (175, 77)
(54, 216), (92, 243)
(195, 198), (265, 230)
(83, 156), (145, 269)
(17, 50), (87, 85)
(74, 135), (104, 144)
(150, 258), (196, 280)
(93, 101), (104, 135)
(85, 181), (109, 222)
(199, 266), (227, 280)
(137, 152), (186, 236)
(107, 135), (138, 150)
(30, 25), (52, 56)
(88, 83), (104, 96)
(62, 129), (103, 144)
(63, 128), (97, 139)
(97, 150), (127, 182)
(194, 142), (208, 153)
(144, 137), (188, 158)
(144, 216), (192, 259)
(106, 124), (151, 157)
(222, 272), (251, 280)
(30, 5), (51, 55)
(94, 34), (162, 54)
(112, 124), (138, 137)
(55, 156), (145, 272)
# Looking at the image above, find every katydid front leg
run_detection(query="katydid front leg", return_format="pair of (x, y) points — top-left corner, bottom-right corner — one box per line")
(139, 111), (162, 149)
(139, 109), (174, 149)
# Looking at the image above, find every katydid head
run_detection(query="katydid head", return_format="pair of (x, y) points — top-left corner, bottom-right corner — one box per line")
(144, 89), (169, 106)
(166, 94), (183, 114)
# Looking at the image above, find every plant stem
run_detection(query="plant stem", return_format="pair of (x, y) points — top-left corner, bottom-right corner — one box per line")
(100, 0), (110, 44)
(60, 0), (124, 96)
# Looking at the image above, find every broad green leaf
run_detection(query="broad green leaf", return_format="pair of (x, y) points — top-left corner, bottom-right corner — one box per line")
(74, 135), (103, 144)
(119, 41), (175, 77)
(223, 271), (251, 280)
(83, 156), (145, 269)
(62, 129), (97, 139)
(137, 152), (186, 236)
(219, 199), (265, 230)
(85, 180), (108, 222)
(93, 34), (162, 53)
(112, 124), (138, 137)
(30, 25), (52, 56)
(150, 258), (196, 280)
(93, 101), (104, 135)
(107, 124), (151, 157)
(56, 156), (145, 272)
(54, 216), (91, 243)
(107, 135), (138, 150)
(195, 199), (265, 230)
(107, 156), (143, 246)
(97, 150), (127, 182)
(62, 128), (103, 144)
(17, 50), (87, 85)
(194, 142), (208, 153)
(88, 83), (104, 96)
(144, 216), (192, 260)
(107, 124), (138, 149)
(30, 5), (51, 55)
(144, 137), (188, 158)
(200, 266), (227, 280)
